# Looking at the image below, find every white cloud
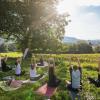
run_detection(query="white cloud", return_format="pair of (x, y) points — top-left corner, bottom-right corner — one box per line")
(66, 11), (100, 40)
(57, 0), (100, 15)
(57, 0), (100, 40)
(76, 0), (100, 6)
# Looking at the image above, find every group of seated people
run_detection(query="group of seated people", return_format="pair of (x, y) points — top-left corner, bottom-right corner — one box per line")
(0, 55), (100, 99)
(0, 55), (46, 79)
(47, 57), (100, 100)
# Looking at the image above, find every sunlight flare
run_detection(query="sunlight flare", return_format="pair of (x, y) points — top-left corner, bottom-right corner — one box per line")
(56, 0), (76, 14)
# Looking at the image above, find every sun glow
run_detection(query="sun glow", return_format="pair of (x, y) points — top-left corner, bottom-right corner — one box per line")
(56, 0), (77, 14)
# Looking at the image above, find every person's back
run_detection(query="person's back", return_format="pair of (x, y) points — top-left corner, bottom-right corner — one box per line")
(69, 64), (82, 90)
(66, 57), (82, 100)
(15, 59), (21, 75)
(1, 58), (7, 71)
(30, 57), (38, 79)
(30, 64), (36, 78)
(72, 69), (81, 89)
(48, 58), (61, 87)
(40, 57), (44, 66)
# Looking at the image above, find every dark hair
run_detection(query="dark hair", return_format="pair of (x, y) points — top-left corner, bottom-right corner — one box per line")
(73, 65), (78, 70)
(31, 64), (35, 69)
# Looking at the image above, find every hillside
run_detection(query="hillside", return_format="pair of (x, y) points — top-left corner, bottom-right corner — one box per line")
(63, 36), (100, 45)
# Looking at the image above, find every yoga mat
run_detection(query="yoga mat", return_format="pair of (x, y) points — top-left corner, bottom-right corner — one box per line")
(36, 84), (57, 97)
(2, 76), (15, 81)
(0, 81), (20, 91)
(37, 62), (48, 67)
(36, 65), (46, 68)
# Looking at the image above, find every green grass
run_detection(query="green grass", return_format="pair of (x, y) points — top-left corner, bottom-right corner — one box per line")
(0, 52), (23, 58)
(0, 53), (100, 100)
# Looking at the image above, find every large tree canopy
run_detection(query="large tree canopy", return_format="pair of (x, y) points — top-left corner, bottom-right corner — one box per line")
(0, 0), (70, 52)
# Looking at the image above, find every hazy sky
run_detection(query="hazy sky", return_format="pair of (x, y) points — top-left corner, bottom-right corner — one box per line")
(57, 0), (100, 40)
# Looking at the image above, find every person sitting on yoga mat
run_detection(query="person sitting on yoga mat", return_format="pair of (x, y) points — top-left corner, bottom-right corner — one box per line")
(1, 55), (11, 72)
(37, 56), (44, 66)
(7, 79), (22, 88)
(88, 57), (100, 87)
(66, 57), (82, 91)
(30, 58), (42, 81)
(40, 56), (44, 66)
(47, 58), (61, 87)
(6, 78), (29, 88)
(15, 58), (25, 76)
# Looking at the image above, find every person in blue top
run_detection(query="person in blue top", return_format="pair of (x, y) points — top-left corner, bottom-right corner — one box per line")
(66, 57), (82, 100)
(67, 57), (82, 92)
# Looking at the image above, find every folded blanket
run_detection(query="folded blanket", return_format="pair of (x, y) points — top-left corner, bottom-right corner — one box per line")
(36, 84), (57, 98)
(0, 73), (48, 91)
(30, 73), (47, 82)
(0, 80), (31, 91)
(10, 80), (23, 88)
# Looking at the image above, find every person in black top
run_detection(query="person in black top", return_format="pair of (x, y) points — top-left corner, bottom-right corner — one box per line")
(37, 56), (44, 66)
(88, 57), (100, 87)
(1, 56), (11, 72)
(47, 58), (61, 87)
(39, 56), (44, 66)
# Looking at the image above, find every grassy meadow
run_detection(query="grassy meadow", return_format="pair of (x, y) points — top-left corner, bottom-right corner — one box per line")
(0, 53), (100, 100)
(0, 52), (23, 58)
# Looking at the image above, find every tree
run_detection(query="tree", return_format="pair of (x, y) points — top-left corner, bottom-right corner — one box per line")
(67, 44), (78, 54)
(0, 43), (7, 52)
(65, 41), (93, 54)
(94, 45), (100, 53)
(0, 0), (69, 52)
(77, 42), (93, 53)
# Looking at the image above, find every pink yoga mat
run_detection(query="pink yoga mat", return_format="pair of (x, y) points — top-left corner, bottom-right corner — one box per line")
(36, 84), (57, 97)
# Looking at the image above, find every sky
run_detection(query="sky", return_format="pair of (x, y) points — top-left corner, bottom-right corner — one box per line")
(56, 0), (100, 40)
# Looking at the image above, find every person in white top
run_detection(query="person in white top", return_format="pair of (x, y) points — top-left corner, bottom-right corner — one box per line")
(66, 57), (82, 100)
(30, 57), (42, 81)
(30, 58), (36, 78)
(15, 58), (22, 76)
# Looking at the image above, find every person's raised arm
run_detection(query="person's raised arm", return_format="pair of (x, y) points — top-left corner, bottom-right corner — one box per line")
(77, 57), (81, 68)
(76, 57), (82, 74)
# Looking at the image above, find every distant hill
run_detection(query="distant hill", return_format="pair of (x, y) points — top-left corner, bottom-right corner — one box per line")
(63, 36), (100, 45)
(63, 37), (80, 43)
(88, 40), (100, 45)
